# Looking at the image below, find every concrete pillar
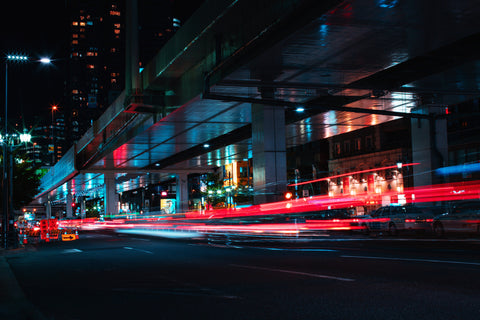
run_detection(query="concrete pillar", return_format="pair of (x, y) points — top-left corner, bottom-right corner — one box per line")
(251, 88), (287, 204)
(126, 0), (140, 95)
(66, 192), (73, 218)
(80, 197), (86, 219)
(104, 172), (118, 217)
(176, 173), (189, 213)
(411, 105), (448, 187)
(46, 199), (52, 219)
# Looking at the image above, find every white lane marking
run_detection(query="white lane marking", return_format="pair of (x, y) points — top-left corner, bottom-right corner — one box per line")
(123, 246), (153, 254)
(62, 249), (83, 253)
(341, 255), (480, 266)
(231, 264), (355, 282)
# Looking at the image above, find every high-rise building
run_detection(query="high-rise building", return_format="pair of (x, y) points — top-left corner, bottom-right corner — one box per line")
(65, 0), (125, 146)
(23, 1), (204, 168)
(63, 0), (195, 147)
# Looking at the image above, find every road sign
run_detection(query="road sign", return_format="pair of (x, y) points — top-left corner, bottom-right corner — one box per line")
(62, 234), (77, 241)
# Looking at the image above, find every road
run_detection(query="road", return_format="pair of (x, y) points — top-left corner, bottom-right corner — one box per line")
(2, 232), (480, 320)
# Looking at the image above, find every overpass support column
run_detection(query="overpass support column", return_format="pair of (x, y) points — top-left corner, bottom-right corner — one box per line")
(176, 173), (189, 214)
(66, 192), (73, 219)
(103, 172), (118, 217)
(251, 89), (287, 205)
(411, 105), (448, 187)
(80, 197), (86, 219)
(46, 199), (52, 219)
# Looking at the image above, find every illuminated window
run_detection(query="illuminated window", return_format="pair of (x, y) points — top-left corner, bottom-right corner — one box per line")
(72, 52), (78, 57)
(110, 10), (120, 16)
(110, 48), (116, 53)
(114, 23), (121, 28)
(111, 78), (117, 84)
(72, 89), (79, 94)
(80, 16), (84, 20)
(86, 52), (94, 56)
(72, 40), (78, 45)
(72, 34), (78, 38)
(335, 143), (341, 155)
(114, 29), (120, 35)
(79, 22), (86, 26)
(72, 21), (78, 26)
(87, 64), (95, 69)
(79, 28), (85, 32)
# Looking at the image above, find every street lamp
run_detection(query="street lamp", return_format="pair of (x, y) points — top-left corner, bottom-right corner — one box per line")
(51, 104), (58, 165)
(2, 54), (51, 249)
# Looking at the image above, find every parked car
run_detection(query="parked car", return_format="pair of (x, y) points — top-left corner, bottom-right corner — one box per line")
(432, 201), (480, 237)
(364, 205), (434, 235)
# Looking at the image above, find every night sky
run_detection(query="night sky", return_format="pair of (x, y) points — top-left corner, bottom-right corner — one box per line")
(0, 1), (68, 124)
(0, 0), (204, 127)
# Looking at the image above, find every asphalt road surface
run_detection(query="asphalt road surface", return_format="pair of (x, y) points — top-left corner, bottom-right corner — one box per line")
(3, 232), (480, 320)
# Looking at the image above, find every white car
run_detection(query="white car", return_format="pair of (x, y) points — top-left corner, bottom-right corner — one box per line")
(432, 201), (480, 237)
(365, 205), (434, 235)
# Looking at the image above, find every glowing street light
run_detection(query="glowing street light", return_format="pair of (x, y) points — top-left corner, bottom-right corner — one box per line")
(19, 132), (32, 143)
(2, 53), (52, 249)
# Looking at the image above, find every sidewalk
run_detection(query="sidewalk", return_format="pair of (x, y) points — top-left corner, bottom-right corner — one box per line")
(0, 245), (47, 320)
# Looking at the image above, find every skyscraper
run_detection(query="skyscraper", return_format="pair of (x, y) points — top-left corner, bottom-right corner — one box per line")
(65, 0), (125, 146)
(63, 0), (194, 147)
(26, 1), (204, 167)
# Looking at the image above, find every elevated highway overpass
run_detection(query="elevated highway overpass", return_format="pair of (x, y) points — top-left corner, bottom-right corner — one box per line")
(33, 0), (480, 216)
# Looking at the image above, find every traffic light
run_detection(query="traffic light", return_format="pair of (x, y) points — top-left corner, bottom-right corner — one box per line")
(284, 191), (293, 200)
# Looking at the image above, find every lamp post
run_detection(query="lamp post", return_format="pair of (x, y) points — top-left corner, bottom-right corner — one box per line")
(2, 54), (51, 249)
(51, 104), (57, 165)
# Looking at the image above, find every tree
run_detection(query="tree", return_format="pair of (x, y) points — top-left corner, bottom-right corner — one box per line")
(1, 149), (41, 210)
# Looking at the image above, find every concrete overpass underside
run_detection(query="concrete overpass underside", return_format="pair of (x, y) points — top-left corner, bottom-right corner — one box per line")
(33, 0), (480, 213)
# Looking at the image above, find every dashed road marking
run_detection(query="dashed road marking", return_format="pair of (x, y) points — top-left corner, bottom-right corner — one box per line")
(231, 264), (355, 282)
(62, 249), (83, 253)
(123, 246), (153, 254)
(341, 255), (480, 266)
